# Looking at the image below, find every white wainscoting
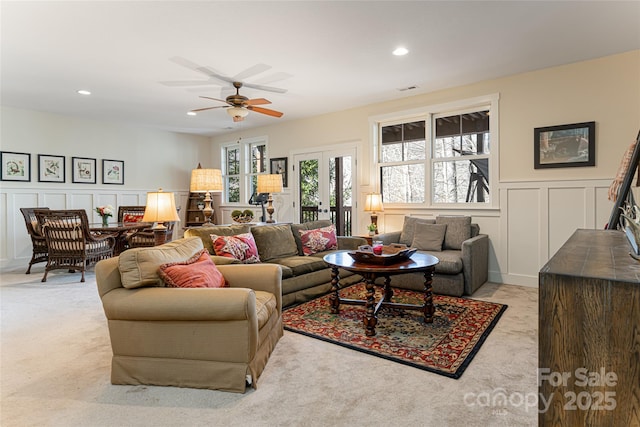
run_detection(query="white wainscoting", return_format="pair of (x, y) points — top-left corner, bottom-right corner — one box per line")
(0, 187), (189, 271)
(1, 180), (616, 287)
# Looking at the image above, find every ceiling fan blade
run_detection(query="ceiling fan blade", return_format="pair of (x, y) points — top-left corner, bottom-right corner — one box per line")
(190, 106), (226, 112)
(242, 82), (288, 94)
(233, 115), (245, 123)
(199, 96), (230, 105)
(252, 71), (294, 86)
(244, 98), (271, 106)
(233, 63), (271, 82)
(160, 79), (219, 87)
(248, 106), (284, 118)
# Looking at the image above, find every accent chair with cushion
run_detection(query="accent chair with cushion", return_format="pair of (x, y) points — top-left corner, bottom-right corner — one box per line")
(20, 207), (50, 274)
(95, 236), (283, 393)
(376, 216), (489, 296)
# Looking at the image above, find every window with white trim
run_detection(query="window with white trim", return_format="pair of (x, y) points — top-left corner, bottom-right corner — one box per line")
(222, 138), (268, 204)
(378, 96), (497, 207)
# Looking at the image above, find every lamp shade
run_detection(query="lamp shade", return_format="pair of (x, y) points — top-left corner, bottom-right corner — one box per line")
(142, 189), (181, 223)
(364, 193), (384, 212)
(190, 167), (223, 192)
(257, 174), (283, 193)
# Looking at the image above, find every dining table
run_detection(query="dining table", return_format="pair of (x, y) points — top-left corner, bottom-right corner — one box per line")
(89, 222), (151, 255)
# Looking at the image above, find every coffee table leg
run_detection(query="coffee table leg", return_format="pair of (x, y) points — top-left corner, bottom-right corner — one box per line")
(383, 275), (393, 302)
(363, 274), (377, 336)
(329, 266), (341, 314)
(423, 268), (435, 323)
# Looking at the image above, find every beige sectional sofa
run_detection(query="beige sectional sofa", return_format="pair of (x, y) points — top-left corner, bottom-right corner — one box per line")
(376, 216), (488, 297)
(95, 237), (283, 393)
(184, 220), (367, 308)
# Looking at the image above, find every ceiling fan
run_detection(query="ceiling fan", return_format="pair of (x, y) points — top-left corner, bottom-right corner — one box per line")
(190, 81), (284, 122)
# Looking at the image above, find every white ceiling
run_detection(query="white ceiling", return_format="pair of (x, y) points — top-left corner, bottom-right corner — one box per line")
(2, 1), (639, 137)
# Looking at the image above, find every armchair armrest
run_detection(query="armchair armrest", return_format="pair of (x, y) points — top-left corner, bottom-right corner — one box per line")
(461, 234), (489, 295)
(217, 264), (282, 314)
(338, 236), (368, 250)
(375, 231), (402, 245)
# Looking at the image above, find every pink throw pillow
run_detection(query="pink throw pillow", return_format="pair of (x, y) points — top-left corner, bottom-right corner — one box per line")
(158, 249), (226, 288)
(210, 233), (261, 264)
(298, 224), (338, 255)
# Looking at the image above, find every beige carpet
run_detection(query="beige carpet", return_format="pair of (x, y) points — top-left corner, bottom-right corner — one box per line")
(1, 266), (538, 426)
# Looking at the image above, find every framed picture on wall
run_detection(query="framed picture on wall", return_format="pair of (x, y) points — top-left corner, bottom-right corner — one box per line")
(38, 154), (65, 183)
(102, 159), (124, 185)
(534, 121), (595, 169)
(72, 156), (96, 183)
(270, 157), (288, 188)
(1, 151), (31, 182)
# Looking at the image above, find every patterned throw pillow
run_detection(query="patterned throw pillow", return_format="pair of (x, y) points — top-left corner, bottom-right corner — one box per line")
(298, 224), (338, 256)
(158, 249), (226, 288)
(122, 213), (144, 223)
(210, 232), (261, 264)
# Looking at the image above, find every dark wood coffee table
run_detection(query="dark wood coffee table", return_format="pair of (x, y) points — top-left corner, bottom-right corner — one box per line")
(323, 251), (439, 336)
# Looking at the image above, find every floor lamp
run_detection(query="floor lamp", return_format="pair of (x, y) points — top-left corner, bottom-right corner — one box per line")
(364, 193), (384, 234)
(190, 165), (223, 225)
(257, 174), (283, 223)
(141, 189), (181, 246)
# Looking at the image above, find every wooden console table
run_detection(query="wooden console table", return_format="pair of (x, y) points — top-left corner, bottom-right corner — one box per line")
(539, 229), (639, 426)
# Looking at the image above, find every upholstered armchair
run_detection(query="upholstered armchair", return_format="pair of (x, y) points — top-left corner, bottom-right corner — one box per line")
(35, 209), (115, 282)
(95, 237), (283, 393)
(20, 207), (50, 274)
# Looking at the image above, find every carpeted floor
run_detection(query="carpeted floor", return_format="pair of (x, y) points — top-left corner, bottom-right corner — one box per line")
(1, 266), (538, 426)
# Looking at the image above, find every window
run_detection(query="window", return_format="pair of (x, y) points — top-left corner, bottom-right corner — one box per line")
(222, 138), (268, 204)
(377, 95), (497, 207)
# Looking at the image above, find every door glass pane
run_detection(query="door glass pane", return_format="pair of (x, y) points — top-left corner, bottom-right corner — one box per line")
(299, 159), (319, 223)
(329, 156), (353, 236)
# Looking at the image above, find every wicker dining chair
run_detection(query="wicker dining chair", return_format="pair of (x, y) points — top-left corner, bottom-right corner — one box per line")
(20, 207), (50, 274)
(117, 206), (146, 223)
(35, 209), (116, 282)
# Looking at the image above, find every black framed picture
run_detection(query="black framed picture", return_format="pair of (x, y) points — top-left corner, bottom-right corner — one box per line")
(102, 159), (124, 185)
(270, 157), (288, 188)
(38, 154), (65, 183)
(72, 156), (96, 183)
(534, 121), (595, 169)
(1, 151), (31, 182)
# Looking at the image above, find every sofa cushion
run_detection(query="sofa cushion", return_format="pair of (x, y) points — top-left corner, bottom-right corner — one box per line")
(412, 223), (447, 252)
(291, 220), (333, 255)
(118, 237), (204, 289)
(436, 216), (471, 250)
(251, 224), (298, 261)
(298, 224), (338, 255)
(211, 232), (261, 264)
(270, 256), (328, 276)
(184, 224), (252, 255)
(399, 217), (435, 246)
(431, 250), (464, 274)
(158, 249), (226, 288)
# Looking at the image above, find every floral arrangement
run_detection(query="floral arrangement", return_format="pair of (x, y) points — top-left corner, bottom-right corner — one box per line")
(96, 205), (114, 218)
(367, 223), (377, 233)
(231, 209), (254, 223)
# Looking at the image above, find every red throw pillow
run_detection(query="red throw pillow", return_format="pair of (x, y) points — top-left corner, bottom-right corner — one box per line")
(123, 213), (144, 223)
(298, 224), (338, 255)
(158, 249), (226, 288)
(210, 233), (261, 264)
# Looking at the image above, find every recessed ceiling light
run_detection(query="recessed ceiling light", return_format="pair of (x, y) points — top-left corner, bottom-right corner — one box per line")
(187, 111), (196, 116)
(77, 90), (91, 95)
(392, 47), (409, 56)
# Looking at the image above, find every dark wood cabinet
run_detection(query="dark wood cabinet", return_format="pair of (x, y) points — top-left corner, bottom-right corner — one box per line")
(539, 229), (639, 426)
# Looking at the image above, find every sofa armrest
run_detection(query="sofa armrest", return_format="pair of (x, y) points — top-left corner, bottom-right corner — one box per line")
(338, 236), (368, 250)
(461, 234), (489, 295)
(217, 263), (282, 314)
(375, 231), (401, 245)
(101, 286), (258, 321)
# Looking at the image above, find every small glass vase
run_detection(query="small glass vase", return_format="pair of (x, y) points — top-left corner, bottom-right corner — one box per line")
(102, 216), (109, 227)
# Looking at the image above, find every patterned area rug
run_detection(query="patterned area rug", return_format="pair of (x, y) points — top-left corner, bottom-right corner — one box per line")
(283, 283), (507, 379)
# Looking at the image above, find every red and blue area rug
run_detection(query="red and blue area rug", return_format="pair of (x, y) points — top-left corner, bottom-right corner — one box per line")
(283, 283), (507, 379)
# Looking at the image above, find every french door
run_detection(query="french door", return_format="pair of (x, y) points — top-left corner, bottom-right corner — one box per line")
(293, 147), (356, 236)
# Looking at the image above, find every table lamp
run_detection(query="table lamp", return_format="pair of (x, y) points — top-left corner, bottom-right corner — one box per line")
(364, 193), (384, 234)
(257, 174), (283, 223)
(190, 164), (223, 225)
(141, 188), (181, 246)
